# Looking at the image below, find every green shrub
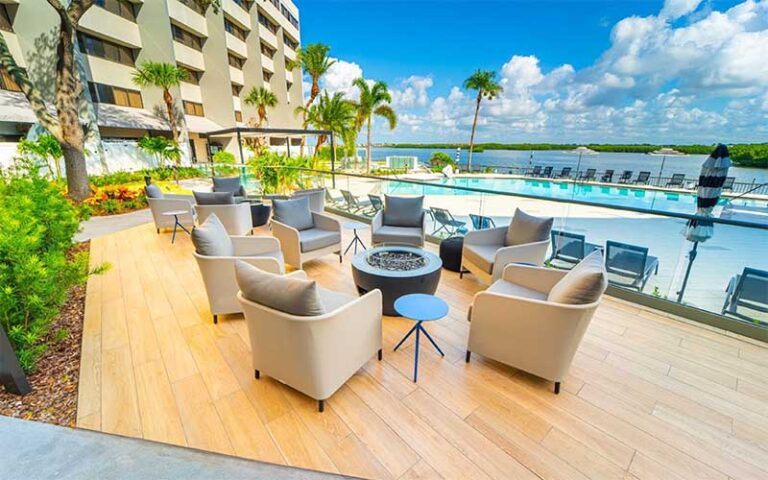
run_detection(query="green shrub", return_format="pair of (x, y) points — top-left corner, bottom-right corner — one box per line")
(89, 166), (203, 187)
(212, 150), (240, 176)
(0, 163), (90, 372)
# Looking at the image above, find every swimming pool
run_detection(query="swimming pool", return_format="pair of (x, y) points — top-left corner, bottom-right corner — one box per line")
(383, 176), (761, 216)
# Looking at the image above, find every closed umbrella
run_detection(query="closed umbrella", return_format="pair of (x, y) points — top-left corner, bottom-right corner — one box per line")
(677, 144), (731, 302)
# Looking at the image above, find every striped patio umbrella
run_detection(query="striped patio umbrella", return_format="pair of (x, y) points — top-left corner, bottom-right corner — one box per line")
(677, 144), (731, 302)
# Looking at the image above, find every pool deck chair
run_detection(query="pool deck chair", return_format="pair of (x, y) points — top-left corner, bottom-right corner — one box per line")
(578, 169), (596, 181)
(666, 174), (686, 188)
(542, 166), (554, 178)
(549, 230), (602, 268)
(325, 189), (344, 208)
(634, 171), (651, 185)
(430, 206), (468, 237)
(617, 171), (633, 184)
(555, 167), (572, 179)
(469, 214), (496, 230)
(721, 176), (735, 191)
(600, 170), (614, 183)
(527, 166), (542, 177)
(368, 194), (384, 213)
(604, 241), (659, 292)
(722, 267), (768, 320)
(340, 190), (373, 215)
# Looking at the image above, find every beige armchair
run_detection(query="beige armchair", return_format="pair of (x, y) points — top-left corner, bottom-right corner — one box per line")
(466, 261), (605, 394)
(237, 271), (383, 411)
(146, 189), (195, 233)
(461, 226), (550, 284)
(194, 236), (284, 324)
(272, 211), (342, 269)
(196, 203), (253, 236)
(370, 195), (427, 247)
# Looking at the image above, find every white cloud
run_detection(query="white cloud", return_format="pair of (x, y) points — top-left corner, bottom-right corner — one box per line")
(391, 75), (433, 108)
(660, 0), (704, 20)
(320, 58), (364, 99)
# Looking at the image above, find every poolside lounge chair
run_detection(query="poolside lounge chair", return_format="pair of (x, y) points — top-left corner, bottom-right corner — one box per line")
(542, 166), (553, 178)
(634, 171), (651, 185)
(368, 194), (384, 212)
(325, 189), (344, 208)
(600, 170), (614, 183)
(666, 174), (686, 188)
(549, 230), (602, 267)
(721, 177), (735, 192)
(604, 241), (659, 292)
(466, 252), (607, 394)
(578, 169), (596, 181)
(430, 206), (468, 237)
(527, 166), (542, 177)
(270, 196), (343, 269)
(469, 214), (496, 230)
(341, 189), (373, 215)
(722, 267), (768, 320)
(555, 167), (572, 179)
(617, 170), (633, 184)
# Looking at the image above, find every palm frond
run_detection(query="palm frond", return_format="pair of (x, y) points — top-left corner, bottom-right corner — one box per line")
(374, 104), (397, 129)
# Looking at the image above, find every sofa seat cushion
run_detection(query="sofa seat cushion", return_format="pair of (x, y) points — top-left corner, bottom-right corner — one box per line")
(372, 226), (422, 246)
(235, 261), (325, 316)
(191, 214), (234, 256)
(299, 228), (341, 253)
(488, 279), (548, 301)
(383, 195), (424, 227)
(318, 287), (356, 312)
(194, 191), (235, 205)
(548, 250), (607, 304)
(463, 243), (499, 274)
(505, 208), (553, 246)
(273, 196), (314, 231)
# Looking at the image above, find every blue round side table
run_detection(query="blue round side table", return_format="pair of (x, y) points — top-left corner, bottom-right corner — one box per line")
(393, 294), (448, 382)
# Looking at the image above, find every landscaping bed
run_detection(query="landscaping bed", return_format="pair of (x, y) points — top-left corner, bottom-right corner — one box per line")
(0, 242), (89, 427)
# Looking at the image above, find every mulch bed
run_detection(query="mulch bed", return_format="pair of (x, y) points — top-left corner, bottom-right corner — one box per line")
(0, 242), (89, 428)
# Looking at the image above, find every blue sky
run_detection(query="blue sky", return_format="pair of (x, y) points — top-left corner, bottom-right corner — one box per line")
(296, 1), (768, 144)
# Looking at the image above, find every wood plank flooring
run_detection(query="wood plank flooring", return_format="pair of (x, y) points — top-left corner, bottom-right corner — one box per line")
(77, 221), (768, 479)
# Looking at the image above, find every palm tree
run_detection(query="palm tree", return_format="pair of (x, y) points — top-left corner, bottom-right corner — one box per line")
(294, 92), (355, 168)
(286, 43), (335, 154)
(463, 70), (503, 172)
(132, 61), (189, 143)
(243, 86), (278, 127)
(351, 78), (397, 173)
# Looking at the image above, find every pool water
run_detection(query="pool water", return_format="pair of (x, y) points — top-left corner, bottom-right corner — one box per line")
(384, 176), (760, 216)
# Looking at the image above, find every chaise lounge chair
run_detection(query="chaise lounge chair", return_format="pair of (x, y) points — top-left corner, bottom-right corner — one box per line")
(555, 167), (572, 179)
(542, 166), (554, 178)
(549, 230), (602, 268)
(578, 169), (596, 181)
(430, 206), (468, 237)
(469, 214), (496, 230)
(634, 171), (651, 185)
(527, 166), (543, 177)
(341, 189), (373, 215)
(721, 177), (735, 192)
(368, 194), (384, 213)
(666, 174), (686, 188)
(600, 170), (614, 183)
(604, 240), (659, 292)
(722, 267), (768, 320)
(617, 170), (633, 184)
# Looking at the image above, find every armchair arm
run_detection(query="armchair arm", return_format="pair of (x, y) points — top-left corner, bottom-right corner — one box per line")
(271, 219), (302, 269)
(372, 210), (384, 232)
(312, 212), (341, 232)
(231, 235), (281, 256)
(502, 263), (567, 293)
(491, 239), (550, 281)
(464, 226), (506, 246)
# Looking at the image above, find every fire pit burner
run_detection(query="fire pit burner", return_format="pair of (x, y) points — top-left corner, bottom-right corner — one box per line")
(366, 250), (427, 272)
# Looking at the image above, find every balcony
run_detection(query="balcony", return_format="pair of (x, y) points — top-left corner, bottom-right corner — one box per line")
(173, 41), (205, 71)
(84, 55), (137, 90)
(259, 26), (278, 49)
(225, 32), (248, 58)
(1, 31), (25, 67)
(179, 82), (203, 103)
(223, 0), (251, 29)
(79, 6), (142, 48)
(283, 45), (296, 63)
(168, 0), (208, 38)
(232, 96), (241, 111)
(229, 65), (244, 85)
(261, 54), (274, 73)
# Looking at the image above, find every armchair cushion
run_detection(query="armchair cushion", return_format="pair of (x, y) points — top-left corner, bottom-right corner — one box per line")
(235, 260), (325, 316)
(488, 279), (548, 301)
(194, 191), (236, 205)
(212, 177), (246, 198)
(273, 196), (314, 231)
(505, 209), (553, 246)
(548, 251), (607, 304)
(463, 244), (498, 274)
(145, 184), (163, 199)
(299, 228), (342, 253)
(371, 226), (422, 246)
(319, 288), (356, 312)
(191, 214), (234, 256)
(383, 195), (424, 227)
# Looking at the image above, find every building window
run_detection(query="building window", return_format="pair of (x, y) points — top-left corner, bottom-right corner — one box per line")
(95, 0), (137, 22)
(0, 70), (21, 92)
(228, 53), (244, 69)
(0, 5), (13, 32)
(269, 0), (279, 10)
(78, 32), (135, 66)
(260, 42), (275, 58)
(234, 111), (242, 123)
(283, 34), (298, 51)
(88, 82), (143, 108)
(231, 84), (242, 96)
(263, 69), (272, 82)
(181, 67), (201, 85)
(257, 11), (278, 34)
(286, 81), (293, 91)
(183, 100), (205, 116)
(172, 25), (204, 51)
(280, 5), (299, 29)
(232, 0), (252, 12)
(177, 0), (206, 15)
(224, 18), (248, 41)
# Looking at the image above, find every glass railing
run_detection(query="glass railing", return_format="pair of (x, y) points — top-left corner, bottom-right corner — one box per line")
(192, 163), (768, 337)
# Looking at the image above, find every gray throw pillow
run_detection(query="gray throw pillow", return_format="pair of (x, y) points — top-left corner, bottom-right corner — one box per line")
(548, 250), (607, 304)
(193, 191), (236, 205)
(235, 260), (326, 316)
(273, 196), (314, 231)
(191, 214), (234, 256)
(212, 177), (246, 197)
(505, 208), (553, 246)
(383, 195), (424, 227)
(145, 184), (163, 199)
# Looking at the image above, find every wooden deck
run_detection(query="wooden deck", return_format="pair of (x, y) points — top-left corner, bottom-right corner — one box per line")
(78, 221), (768, 480)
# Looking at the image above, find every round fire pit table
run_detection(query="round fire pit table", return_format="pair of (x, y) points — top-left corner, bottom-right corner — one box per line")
(351, 246), (442, 316)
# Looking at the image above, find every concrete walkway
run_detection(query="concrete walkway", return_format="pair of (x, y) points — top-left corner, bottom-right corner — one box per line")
(76, 209), (153, 242)
(0, 417), (349, 480)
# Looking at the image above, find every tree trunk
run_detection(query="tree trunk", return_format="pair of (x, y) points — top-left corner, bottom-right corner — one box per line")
(62, 144), (90, 201)
(467, 92), (482, 173)
(366, 118), (372, 173)
(300, 76), (320, 157)
(163, 89), (178, 144)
